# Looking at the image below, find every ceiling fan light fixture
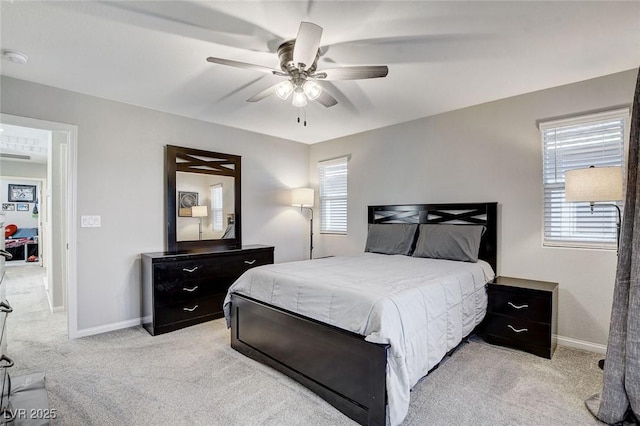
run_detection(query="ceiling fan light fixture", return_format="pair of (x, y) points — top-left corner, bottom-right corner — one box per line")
(302, 81), (322, 100)
(275, 80), (294, 100)
(292, 88), (308, 108)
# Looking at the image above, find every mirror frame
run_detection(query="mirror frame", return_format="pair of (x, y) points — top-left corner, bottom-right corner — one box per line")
(166, 145), (241, 252)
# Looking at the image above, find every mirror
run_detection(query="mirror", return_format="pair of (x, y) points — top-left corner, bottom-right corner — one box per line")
(166, 145), (241, 252)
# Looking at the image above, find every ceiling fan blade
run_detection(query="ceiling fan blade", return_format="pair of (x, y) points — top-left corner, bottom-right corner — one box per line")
(206, 57), (283, 75)
(246, 84), (279, 102)
(321, 34), (495, 64)
(315, 90), (338, 108)
(293, 22), (323, 69)
(314, 66), (389, 81)
(64, 1), (285, 53)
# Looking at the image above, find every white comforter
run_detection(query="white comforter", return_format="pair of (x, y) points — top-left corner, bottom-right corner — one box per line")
(223, 253), (493, 425)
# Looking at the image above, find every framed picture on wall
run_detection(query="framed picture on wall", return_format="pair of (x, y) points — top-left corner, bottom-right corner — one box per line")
(8, 184), (37, 202)
(2, 203), (15, 211)
(178, 191), (198, 217)
(17, 203), (29, 211)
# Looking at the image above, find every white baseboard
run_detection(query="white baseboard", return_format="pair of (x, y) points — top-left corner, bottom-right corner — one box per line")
(557, 335), (607, 354)
(45, 288), (54, 312)
(44, 284), (65, 313)
(72, 317), (142, 339)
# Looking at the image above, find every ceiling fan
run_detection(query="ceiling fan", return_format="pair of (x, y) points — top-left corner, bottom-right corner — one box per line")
(206, 22), (389, 109)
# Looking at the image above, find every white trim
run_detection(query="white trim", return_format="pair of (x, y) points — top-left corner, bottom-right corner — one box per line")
(45, 286), (54, 312)
(538, 107), (630, 130)
(318, 154), (350, 167)
(0, 114), (78, 338)
(74, 317), (142, 339)
(557, 335), (607, 354)
(539, 108), (628, 249)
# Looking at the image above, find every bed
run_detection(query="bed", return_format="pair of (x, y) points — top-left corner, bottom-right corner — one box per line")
(4, 225), (38, 261)
(224, 202), (498, 426)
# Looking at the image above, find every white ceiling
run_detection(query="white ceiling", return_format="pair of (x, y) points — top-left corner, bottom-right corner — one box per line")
(1, 1), (639, 144)
(0, 124), (49, 164)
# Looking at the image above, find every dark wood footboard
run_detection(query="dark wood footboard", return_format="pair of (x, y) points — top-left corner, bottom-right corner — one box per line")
(230, 293), (389, 426)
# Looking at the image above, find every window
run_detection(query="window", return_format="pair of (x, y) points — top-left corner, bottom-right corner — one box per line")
(210, 183), (223, 232)
(541, 109), (628, 249)
(319, 156), (348, 234)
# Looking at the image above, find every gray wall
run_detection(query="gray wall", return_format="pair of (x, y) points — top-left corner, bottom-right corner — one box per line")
(1, 76), (311, 332)
(0, 177), (41, 228)
(309, 69), (638, 348)
(2, 68), (636, 346)
(0, 160), (47, 178)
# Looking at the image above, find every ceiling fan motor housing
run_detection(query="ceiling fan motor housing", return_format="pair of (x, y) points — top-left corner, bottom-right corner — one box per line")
(277, 40), (319, 74)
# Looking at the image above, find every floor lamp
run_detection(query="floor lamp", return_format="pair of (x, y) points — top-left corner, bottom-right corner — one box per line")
(291, 188), (314, 260)
(564, 165), (623, 369)
(191, 205), (208, 240)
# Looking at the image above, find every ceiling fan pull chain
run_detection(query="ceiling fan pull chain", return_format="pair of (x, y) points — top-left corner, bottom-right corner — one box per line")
(304, 109), (307, 127)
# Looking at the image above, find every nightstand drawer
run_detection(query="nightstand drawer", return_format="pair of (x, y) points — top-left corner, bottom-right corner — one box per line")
(488, 288), (551, 324)
(484, 314), (551, 348)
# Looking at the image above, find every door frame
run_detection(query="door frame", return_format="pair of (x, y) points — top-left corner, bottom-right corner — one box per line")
(0, 113), (78, 338)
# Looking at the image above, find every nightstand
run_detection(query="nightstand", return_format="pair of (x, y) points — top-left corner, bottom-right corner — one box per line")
(482, 276), (558, 359)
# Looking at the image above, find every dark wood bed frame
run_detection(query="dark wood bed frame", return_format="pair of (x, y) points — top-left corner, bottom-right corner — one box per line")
(229, 202), (498, 425)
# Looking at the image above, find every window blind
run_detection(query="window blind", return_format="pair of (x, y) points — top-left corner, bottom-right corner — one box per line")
(210, 183), (223, 232)
(540, 109), (627, 248)
(319, 156), (348, 234)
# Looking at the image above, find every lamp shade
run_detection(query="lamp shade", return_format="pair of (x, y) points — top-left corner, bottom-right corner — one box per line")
(291, 188), (314, 207)
(565, 166), (623, 202)
(291, 88), (308, 108)
(275, 80), (294, 100)
(191, 205), (208, 217)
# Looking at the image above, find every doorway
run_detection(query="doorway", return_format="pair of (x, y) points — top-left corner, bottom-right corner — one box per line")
(0, 113), (77, 338)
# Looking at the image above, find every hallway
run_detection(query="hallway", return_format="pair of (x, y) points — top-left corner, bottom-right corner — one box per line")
(4, 263), (66, 365)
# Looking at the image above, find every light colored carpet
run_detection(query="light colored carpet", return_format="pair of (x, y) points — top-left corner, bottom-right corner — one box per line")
(5, 264), (605, 425)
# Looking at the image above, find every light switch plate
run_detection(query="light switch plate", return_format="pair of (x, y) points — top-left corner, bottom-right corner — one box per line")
(81, 215), (101, 227)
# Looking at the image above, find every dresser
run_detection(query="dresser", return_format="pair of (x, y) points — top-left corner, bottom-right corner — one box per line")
(141, 245), (274, 336)
(482, 276), (558, 359)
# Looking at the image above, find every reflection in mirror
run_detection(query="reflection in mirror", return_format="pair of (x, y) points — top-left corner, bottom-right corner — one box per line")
(166, 145), (241, 252)
(176, 173), (235, 242)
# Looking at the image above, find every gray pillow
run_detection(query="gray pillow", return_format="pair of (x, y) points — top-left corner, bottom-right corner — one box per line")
(412, 224), (484, 262)
(364, 223), (418, 255)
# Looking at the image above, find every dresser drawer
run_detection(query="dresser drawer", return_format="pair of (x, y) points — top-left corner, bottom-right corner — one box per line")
(155, 294), (225, 326)
(153, 277), (228, 306)
(153, 259), (221, 284)
(484, 314), (551, 348)
(487, 288), (551, 324)
(216, 250), (273, 278)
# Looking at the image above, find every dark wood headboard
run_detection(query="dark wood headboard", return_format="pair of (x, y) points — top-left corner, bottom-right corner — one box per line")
(368, 202), (498, 273)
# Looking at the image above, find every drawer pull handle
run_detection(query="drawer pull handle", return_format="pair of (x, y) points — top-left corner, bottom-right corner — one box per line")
(507, 325), (528, 333)
(0, 301), (12, 314)
(183, 266), (199, 273)
(244, 260), (256, 265)
(183, 286), (198, 292)
(0, 354), (14, 369)
(183, 305), (199, 312)
(508, 302), (529, 310)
